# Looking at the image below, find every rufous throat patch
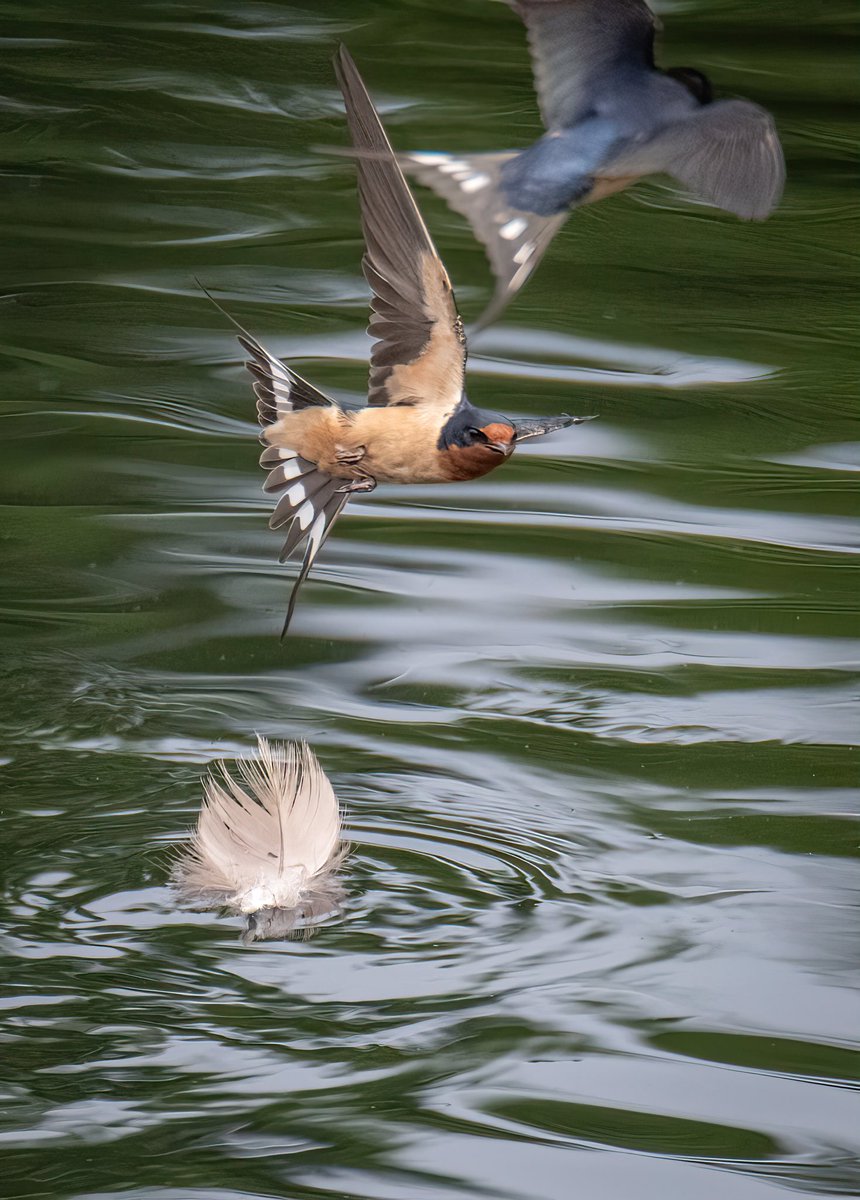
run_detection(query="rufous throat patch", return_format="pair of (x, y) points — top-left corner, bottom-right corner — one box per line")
(481, 422), (514, 443)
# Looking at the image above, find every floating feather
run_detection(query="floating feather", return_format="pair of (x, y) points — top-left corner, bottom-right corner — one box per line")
(172, 737), (346, 942)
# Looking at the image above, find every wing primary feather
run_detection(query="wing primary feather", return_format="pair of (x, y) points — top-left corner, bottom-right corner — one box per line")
(333, 45), (467, 410)
(603, 99), (785, 219)
(401, 151), (568, 330)
(332, 143), (567, 329)
(512, 412), (596, 442)
(170, 737), (346, 941)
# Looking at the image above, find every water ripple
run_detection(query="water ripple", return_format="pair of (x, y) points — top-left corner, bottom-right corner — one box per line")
(1, 3), (857, 1199)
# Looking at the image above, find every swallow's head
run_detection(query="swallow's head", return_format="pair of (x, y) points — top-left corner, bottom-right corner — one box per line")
(438, 403), (516, 478)
(465, 418), (517, 457)
(666, 66), (713, 105)
(442, 406), (516, 454)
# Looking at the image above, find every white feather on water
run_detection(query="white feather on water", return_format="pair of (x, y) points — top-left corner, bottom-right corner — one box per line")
(171, 737), (346, 942)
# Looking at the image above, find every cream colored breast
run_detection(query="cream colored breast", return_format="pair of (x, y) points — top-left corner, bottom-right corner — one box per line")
(349, 406), (453, 484)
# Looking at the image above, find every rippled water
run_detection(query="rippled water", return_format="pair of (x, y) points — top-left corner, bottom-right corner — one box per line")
(2, 2), (859, 1198)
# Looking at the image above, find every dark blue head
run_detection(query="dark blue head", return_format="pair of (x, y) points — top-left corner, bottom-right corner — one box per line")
(436, 400), (516, 482)
(437, 399), (516, 457)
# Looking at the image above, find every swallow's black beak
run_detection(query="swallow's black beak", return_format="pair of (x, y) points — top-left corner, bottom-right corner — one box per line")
(511, 413), (596, 443)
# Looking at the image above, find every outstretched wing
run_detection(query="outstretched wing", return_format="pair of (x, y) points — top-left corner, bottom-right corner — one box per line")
(334, 45), (467, 409)
(513, 0), (657, 131)
(606, 99), (785, 219)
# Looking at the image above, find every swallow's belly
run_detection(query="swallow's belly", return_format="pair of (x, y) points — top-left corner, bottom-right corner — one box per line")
(361, 447), (451, 485)
(342, 409), (455, 484)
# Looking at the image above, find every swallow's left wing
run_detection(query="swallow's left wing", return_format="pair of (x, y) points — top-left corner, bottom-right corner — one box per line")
(334, 45), (467, 410)
(606, 99), (785, 219)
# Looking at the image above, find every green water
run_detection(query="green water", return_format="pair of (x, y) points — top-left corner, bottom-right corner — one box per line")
(1, 2), (858, 1198)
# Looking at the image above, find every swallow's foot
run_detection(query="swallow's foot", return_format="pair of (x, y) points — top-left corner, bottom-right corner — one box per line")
(337, 475), (376, 495)
(334, 443), (367, 466)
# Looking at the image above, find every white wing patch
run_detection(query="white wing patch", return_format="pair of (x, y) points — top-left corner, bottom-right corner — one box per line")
(410, 153), (492, 198)
(460, 173), (491, 193)
(500, 217), (528, 240)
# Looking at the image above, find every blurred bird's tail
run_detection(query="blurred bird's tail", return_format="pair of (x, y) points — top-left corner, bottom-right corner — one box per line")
(171, 738), (346, 942)
(401, 150), (567, 329)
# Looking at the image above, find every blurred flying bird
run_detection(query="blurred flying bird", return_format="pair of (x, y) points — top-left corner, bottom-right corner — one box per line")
(393, 0), (785, 327)
(207, 45), (589, 637)
(171, 737), (346, 942)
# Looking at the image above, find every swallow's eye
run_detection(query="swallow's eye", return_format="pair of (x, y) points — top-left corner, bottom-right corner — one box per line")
(467, 427), (489, 444)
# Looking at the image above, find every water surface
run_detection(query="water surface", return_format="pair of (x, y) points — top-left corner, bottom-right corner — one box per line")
(1, 2), (859, 1198)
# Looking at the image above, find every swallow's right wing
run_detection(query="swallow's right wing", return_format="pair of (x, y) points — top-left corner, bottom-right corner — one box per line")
(514, 0), (657, 130)
(334, 45), (467, 411)
(605, 99), (785, 219)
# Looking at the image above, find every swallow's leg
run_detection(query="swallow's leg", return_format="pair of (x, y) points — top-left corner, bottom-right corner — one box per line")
(333, 444), (375, 493)
(334, 443), (367, 467)
(337, 474), (376, 495)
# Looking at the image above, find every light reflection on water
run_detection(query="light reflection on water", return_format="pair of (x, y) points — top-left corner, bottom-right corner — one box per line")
(1, 1), (859, 1199)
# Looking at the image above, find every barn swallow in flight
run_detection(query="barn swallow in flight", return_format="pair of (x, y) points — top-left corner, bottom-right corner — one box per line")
(208, 46), (588, 638)
(393, 0), (785, 328)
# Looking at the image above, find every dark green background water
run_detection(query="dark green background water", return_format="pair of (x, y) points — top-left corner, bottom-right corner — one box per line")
(1, 2), (858, 1198)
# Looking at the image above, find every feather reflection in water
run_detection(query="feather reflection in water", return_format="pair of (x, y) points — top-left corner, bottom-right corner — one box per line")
(172, 737), (346, 942)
